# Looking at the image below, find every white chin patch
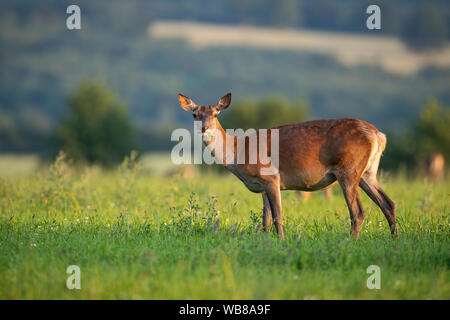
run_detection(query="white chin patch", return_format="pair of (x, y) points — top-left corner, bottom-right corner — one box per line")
(202, 129), (215, 141)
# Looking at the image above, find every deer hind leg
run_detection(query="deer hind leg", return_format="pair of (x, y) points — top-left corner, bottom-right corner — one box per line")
(264, 183), (285, 239)
(262, 194), (272, 232)
(298, 191), (312, 202)
(337, 176), (366, 239)
(360, 174), (398, 237)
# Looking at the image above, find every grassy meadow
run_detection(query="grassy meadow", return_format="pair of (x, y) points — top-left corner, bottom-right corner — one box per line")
(0, 153), (449, 299)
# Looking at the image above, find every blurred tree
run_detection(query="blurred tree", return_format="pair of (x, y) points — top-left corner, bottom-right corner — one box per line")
(411, 99), (450, 162)
(380, 131), (414, 171)
(382, 99), (450, 171)
(51, 81), (137, 167)
(219, 96), (308, 130)
(402, 5), (448, 50)
(0, 110), (22, 151)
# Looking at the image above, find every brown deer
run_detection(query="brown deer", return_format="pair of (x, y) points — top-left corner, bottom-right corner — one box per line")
(425, 152), (445, 181)
(178, 93), (397, 239)
(164, 165), (196, 179)
(298, 188), (332, 202)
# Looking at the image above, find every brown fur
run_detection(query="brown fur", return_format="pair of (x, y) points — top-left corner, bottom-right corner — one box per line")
(425, 152), (445, 181)
(178, 93), (398, 239)
(165, 165), (196, 179)
(298, 188), (332, 201)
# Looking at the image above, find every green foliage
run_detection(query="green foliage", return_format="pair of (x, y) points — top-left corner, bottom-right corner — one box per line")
(166, 193), (221, 235)
(1, 2), (450, 153)
(382, 99), (450, 171)
(0, 156), (449, 299)
(411, 99), (450, 162)
(380, 133), (413, 172)
(52, 82), (137, 167)
(220, 96), (308, 130)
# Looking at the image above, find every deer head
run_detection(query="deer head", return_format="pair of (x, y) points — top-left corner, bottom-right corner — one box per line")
(178, 93), (232, 136)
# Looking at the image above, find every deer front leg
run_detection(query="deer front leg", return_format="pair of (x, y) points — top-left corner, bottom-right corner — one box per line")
(264, 184), (285, 239)
(262, 194), (272, 232)
(338, 179), (366, 240)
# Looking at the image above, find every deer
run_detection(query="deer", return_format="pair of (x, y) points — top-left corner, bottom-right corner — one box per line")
(178, 92), (398, 240)
(298, 188), (332, 202)
(165, 165), (196, 180)
(425, 152), (445, 181)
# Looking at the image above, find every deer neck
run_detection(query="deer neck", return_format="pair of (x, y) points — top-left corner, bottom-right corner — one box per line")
(202, 118), (236, 166)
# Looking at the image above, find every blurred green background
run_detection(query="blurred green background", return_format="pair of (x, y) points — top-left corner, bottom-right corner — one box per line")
(1, 0), (449, 300)
(0, 0), (449, 171)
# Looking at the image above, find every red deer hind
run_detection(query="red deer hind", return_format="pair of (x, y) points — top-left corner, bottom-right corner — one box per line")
(425, 152), (445, 181)
(178, 93), (398, 239)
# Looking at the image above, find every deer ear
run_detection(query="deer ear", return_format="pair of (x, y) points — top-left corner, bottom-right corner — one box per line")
(178, 94), (196, 111)
(217, 92), (232, 111)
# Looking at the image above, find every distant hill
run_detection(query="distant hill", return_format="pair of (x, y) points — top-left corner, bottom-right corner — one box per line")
(150, 20), (450, 75)
(0, 1), (449, 152)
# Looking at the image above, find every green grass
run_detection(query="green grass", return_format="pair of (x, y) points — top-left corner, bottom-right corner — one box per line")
(0, 154), (449, 299)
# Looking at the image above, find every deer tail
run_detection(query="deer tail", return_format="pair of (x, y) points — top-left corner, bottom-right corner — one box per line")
(377, 132), (387, 154)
